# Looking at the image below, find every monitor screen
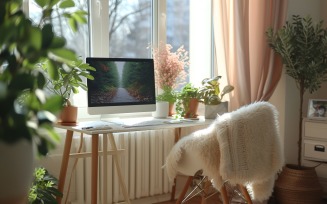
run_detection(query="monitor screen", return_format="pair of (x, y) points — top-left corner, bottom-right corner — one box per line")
(86, 57), (156, 115)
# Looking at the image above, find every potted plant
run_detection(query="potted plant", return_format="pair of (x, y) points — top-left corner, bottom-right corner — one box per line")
(175, 83), (199, 118)
(0, 0), (88, 202)
(28, 167), (62, 204)
(198, 76), (234, 119)
(267, 15), (327, 203)
(156, 86), (177, 116)
(41, 59), (95, 125)
(152, 42), (189, 116)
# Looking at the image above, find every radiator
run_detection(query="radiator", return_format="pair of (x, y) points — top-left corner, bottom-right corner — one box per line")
(73, 129), (176, 204)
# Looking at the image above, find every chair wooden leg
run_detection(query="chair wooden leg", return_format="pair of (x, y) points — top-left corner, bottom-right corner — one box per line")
(238, 184), (253, 204)
(176, 176), (193, 204)
(200, 180), (211, 204)
(220, 184), (229, 204)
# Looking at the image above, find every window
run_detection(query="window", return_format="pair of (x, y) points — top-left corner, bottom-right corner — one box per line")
(166, 0), (190, 52)
(108, 0), (152, 58)
(27, 0), (214, 116)
(165, 0), (212, 86)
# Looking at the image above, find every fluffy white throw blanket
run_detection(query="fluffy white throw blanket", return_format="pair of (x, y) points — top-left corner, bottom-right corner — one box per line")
(164, 102), (284, 201)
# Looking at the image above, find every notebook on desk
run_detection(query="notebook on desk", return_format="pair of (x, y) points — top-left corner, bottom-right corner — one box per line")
(77, 121), (113, 130)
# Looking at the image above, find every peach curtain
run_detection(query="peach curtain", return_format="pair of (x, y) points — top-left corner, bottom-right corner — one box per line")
(213, 0), (287, 110)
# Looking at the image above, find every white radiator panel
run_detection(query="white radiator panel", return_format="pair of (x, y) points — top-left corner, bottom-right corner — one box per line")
(74, 129), (175, 204)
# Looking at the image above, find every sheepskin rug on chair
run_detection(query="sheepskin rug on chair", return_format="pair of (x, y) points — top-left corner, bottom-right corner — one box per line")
(164, 101), (284, 202)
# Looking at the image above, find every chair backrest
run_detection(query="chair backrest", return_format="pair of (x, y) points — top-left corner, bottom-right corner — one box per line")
(165, 101), (284, 202)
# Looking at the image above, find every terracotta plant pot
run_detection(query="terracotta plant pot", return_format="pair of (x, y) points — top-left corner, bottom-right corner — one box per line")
(168, 102), (175, 116)
(274, 164), (323, 204)
(184, 98), (199, 118)
(58, 105), (78, 126)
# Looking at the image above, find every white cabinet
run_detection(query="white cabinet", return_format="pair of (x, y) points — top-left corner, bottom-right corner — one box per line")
(303, 120), (327, 162)
(302, 118), (327, 196)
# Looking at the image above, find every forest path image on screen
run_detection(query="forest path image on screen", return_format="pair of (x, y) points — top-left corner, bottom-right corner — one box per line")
(88, 60), (155, 106)
(110, 87), (138, 103)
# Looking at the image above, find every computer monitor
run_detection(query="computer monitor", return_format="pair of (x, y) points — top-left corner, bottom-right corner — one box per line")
(86, 57), (156, 115)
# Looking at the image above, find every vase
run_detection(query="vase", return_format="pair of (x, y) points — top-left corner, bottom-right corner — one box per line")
(153, 101), (169, 118)
(274, 164), (323, 204)
(204, 101), (228, 119)
(0, 139), (34, 203)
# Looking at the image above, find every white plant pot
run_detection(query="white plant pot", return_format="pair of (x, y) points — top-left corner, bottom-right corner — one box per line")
(152, 101), (169, 118)
(0, 139), (34, 201)
(205, 101), (228, 119)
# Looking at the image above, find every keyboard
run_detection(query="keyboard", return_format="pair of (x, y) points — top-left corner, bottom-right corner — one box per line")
(122, 119), (168, 128)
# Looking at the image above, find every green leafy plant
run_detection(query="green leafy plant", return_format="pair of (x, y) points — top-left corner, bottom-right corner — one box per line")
(41, 59), (95, 106)
(175, 83), (199, 118)
(28, 167), (62, 204)
(156, 86), (177, 103)
(0, 0), (90, 156)
(267, 15), (327, 168)
(198, 76), (234, 105)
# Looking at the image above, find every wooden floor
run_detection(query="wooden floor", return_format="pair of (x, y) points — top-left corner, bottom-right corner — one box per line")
(153, 194), (223, 204)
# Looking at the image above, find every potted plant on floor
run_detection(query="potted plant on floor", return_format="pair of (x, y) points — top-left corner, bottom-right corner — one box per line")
(28, 167), (62, 204)
(267, 15), (327, 203)
(198, 76), (234, 119)
(175, 83), (199, 118)
(0, 0), (88, 202)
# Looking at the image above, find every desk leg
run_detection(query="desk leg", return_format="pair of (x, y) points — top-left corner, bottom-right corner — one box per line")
(91, 134), (99, 204)
(103, 134), (108, 204)
(108, 133), (131, 204)
(57, 130), (74, 204)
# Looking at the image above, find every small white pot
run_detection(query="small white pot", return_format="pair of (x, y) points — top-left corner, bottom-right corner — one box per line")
(0, 139), (34, 201)
(152, 101), (169, 118)
(205, 101), (228, 119)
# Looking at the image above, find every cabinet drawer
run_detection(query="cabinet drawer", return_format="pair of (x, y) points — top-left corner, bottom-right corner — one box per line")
(304, 140), (327, 161)
(304, 122), (327, 140)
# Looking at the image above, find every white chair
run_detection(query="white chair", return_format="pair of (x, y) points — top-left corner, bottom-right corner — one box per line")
(165, 101), (284, 204)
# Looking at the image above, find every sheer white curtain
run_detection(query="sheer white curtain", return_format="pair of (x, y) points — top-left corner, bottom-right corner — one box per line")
(213, 0), (287, 110)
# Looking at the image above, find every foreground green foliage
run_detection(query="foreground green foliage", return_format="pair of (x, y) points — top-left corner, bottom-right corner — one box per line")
(0, 0), (89, 156)
(28, 167), (62, 204)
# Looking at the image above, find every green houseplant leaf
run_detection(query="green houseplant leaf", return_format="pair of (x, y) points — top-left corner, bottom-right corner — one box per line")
(156, 86), (177, 103)
(198, 76), (234, 105)
(175, 83), (199, 118)
(28, 167), (63, 204)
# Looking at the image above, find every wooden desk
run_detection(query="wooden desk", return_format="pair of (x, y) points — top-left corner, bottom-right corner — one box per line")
(54, 117), (213, 204)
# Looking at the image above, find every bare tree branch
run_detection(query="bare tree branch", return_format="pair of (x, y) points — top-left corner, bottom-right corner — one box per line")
(109, 0), (149, 39)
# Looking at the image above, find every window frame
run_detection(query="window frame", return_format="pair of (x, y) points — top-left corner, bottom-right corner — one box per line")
(26, 0), (215, 118)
